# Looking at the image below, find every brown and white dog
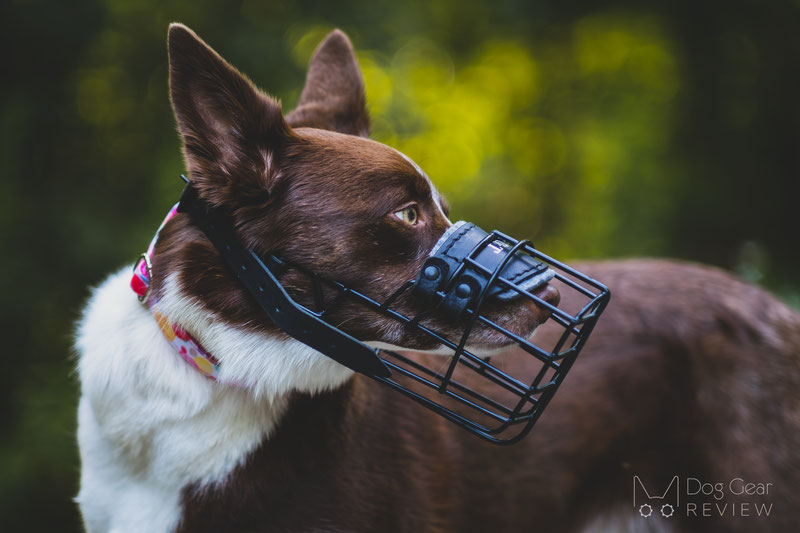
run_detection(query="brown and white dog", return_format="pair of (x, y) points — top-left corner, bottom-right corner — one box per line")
(75, 24), (800, 533)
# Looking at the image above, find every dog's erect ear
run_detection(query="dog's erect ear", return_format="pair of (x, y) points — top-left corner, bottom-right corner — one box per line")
(168, 23), (294, 207)
(285, 29), (370, 137)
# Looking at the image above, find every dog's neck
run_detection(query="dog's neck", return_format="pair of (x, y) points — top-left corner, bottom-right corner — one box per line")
(76, 267), (355, 532)
(153, 273), (355, 399)
(127, 199), (354, 402)
(131, 201), (356, 394)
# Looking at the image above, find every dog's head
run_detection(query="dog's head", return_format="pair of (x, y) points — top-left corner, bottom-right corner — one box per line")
(151, 25), (559, 372)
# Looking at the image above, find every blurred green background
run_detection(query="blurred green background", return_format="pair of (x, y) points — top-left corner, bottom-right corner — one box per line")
(2, 0), (798, 530)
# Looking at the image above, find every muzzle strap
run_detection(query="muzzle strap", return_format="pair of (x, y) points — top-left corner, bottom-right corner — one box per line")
(413, 221), (555, 316)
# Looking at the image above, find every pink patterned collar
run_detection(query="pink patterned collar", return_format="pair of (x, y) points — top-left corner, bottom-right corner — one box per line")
(131, 204), (225, 383)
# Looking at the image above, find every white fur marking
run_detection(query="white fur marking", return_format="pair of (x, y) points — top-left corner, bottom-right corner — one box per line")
(75, 268), (353, 532)
(261, 148), (272, 173)
(366, 340), (511, 358)
(260, 148), (281, 184)
(154, 274), (354, 400)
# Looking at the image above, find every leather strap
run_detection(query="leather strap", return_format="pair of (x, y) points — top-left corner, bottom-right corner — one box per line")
(412, 221), (554, 316)
(176, 181), (392, 379)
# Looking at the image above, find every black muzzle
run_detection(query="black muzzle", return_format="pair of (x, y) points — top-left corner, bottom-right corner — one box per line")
(413, 220), (556, 316)
(177, 178), (610, 445)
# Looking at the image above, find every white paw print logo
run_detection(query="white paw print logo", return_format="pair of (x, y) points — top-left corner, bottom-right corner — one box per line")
(638, 504), (653, 518)
(661, 503), (675, 518)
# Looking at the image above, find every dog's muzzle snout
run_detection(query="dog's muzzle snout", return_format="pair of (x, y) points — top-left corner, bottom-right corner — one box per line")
(413, 221), (556, 317)
(177, 178), (610, 444)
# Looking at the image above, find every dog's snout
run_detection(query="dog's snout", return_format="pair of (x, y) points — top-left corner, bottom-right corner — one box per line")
(538, 283), (561, 307)
(524, 283), (560, 320)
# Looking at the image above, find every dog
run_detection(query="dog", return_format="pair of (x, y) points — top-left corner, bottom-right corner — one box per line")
(76, 24), (800, 532)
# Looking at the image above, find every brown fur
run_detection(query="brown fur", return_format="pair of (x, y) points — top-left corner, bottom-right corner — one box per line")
(155, 25), (553, 350)
(285, 29), (371, 137)
(160, 25), (800, 532)
(175, 260), (800, 533)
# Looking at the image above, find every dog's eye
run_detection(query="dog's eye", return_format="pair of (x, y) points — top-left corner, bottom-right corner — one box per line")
(393, 205), (419, 226)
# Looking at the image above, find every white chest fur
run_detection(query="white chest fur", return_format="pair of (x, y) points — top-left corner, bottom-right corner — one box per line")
(74, 268), (352, 532)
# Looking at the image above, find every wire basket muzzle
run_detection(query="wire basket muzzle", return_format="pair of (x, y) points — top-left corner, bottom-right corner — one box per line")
(371, 222), (610, 444)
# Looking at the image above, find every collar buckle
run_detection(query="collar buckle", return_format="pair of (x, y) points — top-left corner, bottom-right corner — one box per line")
(131, 253), (153, 302)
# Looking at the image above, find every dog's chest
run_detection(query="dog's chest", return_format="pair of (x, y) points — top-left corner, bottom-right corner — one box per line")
(75, 269), (282, 532)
